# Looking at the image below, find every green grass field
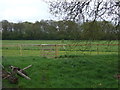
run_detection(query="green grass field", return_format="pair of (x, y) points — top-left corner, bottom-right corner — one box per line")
(2, 40), (119, 88)
(2, 40), (119, 45)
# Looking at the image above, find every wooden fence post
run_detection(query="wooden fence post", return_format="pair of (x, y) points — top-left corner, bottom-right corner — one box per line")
(97, 44), (99, 55)
(19, 45), (22, 56)
(55, 45), (59, 57)
(39, 45), (42, 57)
(90, 43), (92, 55)
(42, 45), (45, 57)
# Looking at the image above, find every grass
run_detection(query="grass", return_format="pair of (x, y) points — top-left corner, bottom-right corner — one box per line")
(2, 54), (118, 88)
(2, 40), (119, 88)
(2, 40), (119, 45)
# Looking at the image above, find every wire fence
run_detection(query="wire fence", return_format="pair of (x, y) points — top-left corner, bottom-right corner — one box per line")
(2, 43), (119, 58)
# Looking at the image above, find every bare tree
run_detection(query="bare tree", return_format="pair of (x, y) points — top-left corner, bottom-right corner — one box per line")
(47, 0), (120, 25)
(45, 0), (120, 40)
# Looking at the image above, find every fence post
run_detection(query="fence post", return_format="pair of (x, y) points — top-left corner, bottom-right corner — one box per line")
(97, 44), (99, 55)
(41, 45), (45, 57)
(19, 45), (22, 56)
(55, 45), (59, 57)
(39, 45), (42, 56)
(90, 43), (92, 55)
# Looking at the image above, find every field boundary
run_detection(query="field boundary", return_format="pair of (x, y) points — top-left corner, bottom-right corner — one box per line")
(2, 44), (120, 47)
(2, 44), (119, 58)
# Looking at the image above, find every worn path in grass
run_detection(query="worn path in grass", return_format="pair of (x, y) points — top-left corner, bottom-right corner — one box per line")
(2, 54), (118, 88)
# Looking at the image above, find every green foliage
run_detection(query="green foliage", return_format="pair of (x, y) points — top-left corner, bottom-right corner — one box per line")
(1, 20), (118, 40)
(80, 21), (116, 40)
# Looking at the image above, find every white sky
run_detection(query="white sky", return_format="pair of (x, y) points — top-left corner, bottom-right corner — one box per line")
(0, 0), (116, 23)
(0, 0), (58, 23)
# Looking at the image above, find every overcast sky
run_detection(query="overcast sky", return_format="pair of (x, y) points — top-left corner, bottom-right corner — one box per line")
(0, 0), (58, 23)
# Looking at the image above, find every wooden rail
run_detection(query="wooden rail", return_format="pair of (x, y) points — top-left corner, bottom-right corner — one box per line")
(2, 44), (120, 47)
(2, 44), (119, 58)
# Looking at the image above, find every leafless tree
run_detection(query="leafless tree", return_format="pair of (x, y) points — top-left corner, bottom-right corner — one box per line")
(47, 0), (120, 25)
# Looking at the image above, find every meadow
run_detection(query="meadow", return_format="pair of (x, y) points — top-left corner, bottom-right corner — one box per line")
(2, 40), (119, 88)
(2, 40), (119, 45)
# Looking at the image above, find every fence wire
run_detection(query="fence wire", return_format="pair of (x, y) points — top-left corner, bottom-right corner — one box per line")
(2, 43), (119, 58)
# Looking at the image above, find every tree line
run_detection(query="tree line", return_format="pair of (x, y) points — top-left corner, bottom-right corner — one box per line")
(1, 20), (119, 40)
